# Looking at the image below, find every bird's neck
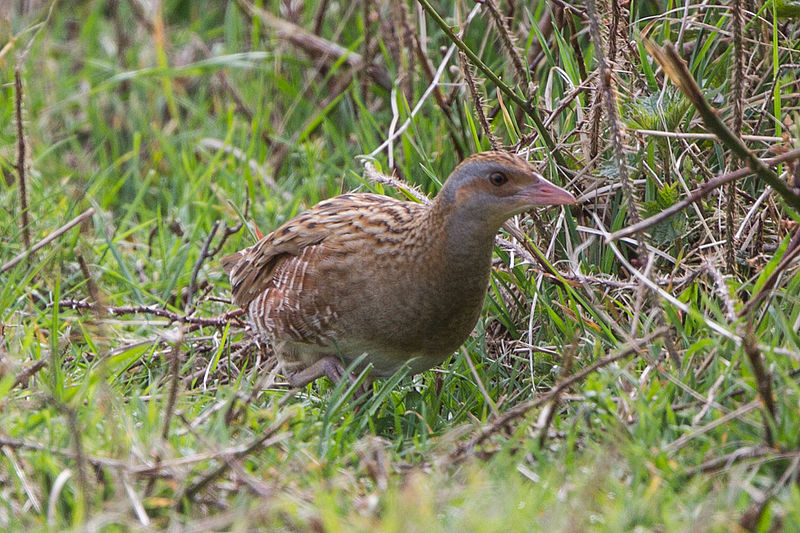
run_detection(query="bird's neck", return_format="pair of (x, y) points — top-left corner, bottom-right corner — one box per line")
(426, 196), (501, 260)
(421, 197), (499, 303)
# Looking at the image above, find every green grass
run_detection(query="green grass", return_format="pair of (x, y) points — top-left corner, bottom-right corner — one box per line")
(1, 1), (800, 531)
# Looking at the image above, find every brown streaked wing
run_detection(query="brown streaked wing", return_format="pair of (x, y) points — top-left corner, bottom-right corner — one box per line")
(246, 244), (341, 345)
(222, 193), (415, 308)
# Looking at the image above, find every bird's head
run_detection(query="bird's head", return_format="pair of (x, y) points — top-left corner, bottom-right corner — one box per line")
(438, 151), (576, 229)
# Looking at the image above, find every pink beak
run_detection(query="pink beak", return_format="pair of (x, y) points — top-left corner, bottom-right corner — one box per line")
(524, 175), (576, 206)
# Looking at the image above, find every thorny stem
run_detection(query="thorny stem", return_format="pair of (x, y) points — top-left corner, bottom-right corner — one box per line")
(415, 0), (568, 170)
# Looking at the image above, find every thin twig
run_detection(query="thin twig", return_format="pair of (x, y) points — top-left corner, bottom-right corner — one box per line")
(463, 348), (499, 419)
(362, 162), (430, 204)
(742, 323), (776, 447)
(45, 398), (90, 520)
(405, 15), (465, 159)
(632, 129), (782, 142)
(0, 431), (291, 477)
(223, 343), (276, 426)
(366, 4), (482, 160)
(360, 0), (374, 101)
(198, 138), (283, 194)
(2, 447), (42, 513)
(607, 148), (800, 242)
(596, 212), (742, 344)
(121, 472), (150, 526)
(537, 340), (576, 448)
(684, 445), (774, 476)
(740, 456), (800, 531)
(587, 0), (643, 253)
(15, 67), (31, 259)
(13, 359), (47, 389)
(177, 413), (274, 498)
(608, 0), (621, 65)
(58, 299), (246, 331)
(2, 207), (95, 273)
(564, 10), (588, 81)
(542, 72), (597, 129)
(662, 399), (761, 455)
(179, 410), (295, 505)
(193, 38), (258, 126)
(727, 0), (745, 274)
(126, 0), (154, 32)
(64, 405), (89, 519)
(459, 50), (501, 150)
(396, 0), (415, 101)
(76, 251), (103, 310)
(312, 0), (331, 35)
(186, 221), (221, 312)
(449, 328), (666, 463)
(483, 0), (527, 87)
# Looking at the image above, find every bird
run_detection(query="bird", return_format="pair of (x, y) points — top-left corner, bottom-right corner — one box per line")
(221, 151), (575, 389)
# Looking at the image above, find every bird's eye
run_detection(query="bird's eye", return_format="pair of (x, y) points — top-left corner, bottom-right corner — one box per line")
(489, 172), (508, 186)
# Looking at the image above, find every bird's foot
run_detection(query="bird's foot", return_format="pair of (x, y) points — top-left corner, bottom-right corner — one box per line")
(286, 356), (372, 397)
(286, 355), (344, 388)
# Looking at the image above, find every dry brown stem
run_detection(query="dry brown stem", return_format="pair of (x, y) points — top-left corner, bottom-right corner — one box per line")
(57, 299), (246, 332)
(179, 409), (295, 506)
(235, 0), (391, 90)
(12, 359), (47, 389)
(483, 0), (527, 88)
(415, 0), (567, 169)
(15, 68), (31, 261)
(742, 324), (777, 447)
(2, 207), (96, 273)
(459, 50), (501, 150)
(586, 0), (643, 252)
(727, 0), (745, 274)
(607, 148), (800, 242)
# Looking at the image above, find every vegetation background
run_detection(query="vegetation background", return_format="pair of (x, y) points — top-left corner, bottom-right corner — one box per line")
(1, 0), (800, 530)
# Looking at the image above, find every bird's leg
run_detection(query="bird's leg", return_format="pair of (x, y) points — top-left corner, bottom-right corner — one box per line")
(286, 355), (346, 388)
(286, 356), (373, 397)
